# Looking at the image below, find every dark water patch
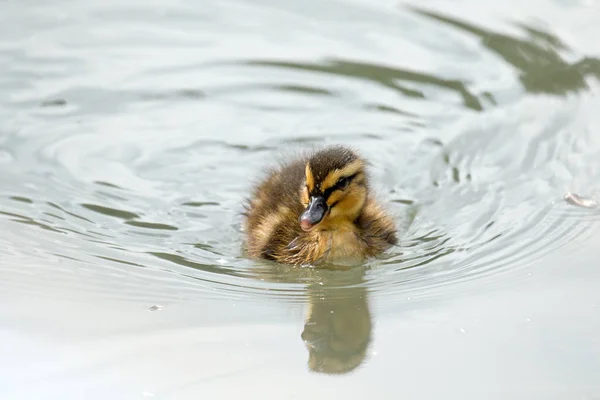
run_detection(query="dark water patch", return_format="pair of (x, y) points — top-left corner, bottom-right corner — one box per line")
(81, 203), (140, 220)
(1, 206), (72, 237)
(140, 88), (205, 101)
(401, 230), (447, 246)
(364, 103), (420, 117)
(409, 6), (600, 96)
(94, 181), (123, 189)
(0, 210), (29, 219)
(53, 253), (82, 262)
(181, 201), (220, 207)
(9, 196), (33, 204)
(182, 212), (208, 219)
(391, 199), (414, 205)
(170, 139), (275, 154)
(275, 84), (335, 96)
(43, 212), (65, 220)
(47, 202), (94, 223)
(174, 89), (205, 99)
(242, 58), (484, 111)
(276, 136), (327, 144)
(481, 91), (497, 106)
(423, 138), (444, 147)
(216, 83), (336, 98)
(40, 99), (67, 107)
(149, 251), (245, 278)
(11, 217), (65, 234)
(408, 121), (426, 130)
(452, 167), (460, 183)
(61, 227), (107, 240)
(193, 242), (223, 255)
(272, 132), (388, 145)
(429, 148), (473, 187)
(515, 23), (570, 51)
(125, 221), (178, 231)
(95, 255), (146, 268)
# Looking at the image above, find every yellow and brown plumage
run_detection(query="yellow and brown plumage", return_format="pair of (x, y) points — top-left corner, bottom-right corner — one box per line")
(243, 145), (397, 266)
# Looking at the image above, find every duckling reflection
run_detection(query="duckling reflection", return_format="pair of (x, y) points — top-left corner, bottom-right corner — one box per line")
(250, 262), (373, 374)
(301, 270), (371, 374)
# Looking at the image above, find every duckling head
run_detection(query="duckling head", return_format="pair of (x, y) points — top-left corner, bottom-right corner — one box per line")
(300, 146), (367, 231)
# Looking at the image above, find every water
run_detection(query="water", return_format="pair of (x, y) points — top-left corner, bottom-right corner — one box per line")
(1, 0), (600, 398)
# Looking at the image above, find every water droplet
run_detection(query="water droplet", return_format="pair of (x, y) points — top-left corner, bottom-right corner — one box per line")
(142, 391), (155, 398)
(148, 305), (163, 311)
(459, 328), (467, 333)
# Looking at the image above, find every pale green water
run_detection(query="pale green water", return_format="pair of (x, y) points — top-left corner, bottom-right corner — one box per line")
(1, 0), (600, 398)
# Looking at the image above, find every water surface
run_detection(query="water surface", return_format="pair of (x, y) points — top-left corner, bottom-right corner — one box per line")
(1, 0), (600, 398)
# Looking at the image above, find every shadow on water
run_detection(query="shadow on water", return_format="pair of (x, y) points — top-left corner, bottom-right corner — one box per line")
(0, 210), (65, 234)
(409, 6), (600, 95)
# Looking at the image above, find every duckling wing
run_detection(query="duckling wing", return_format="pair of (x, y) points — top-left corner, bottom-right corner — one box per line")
(244, 158), (307, 262)
(355, 199), (398, 257)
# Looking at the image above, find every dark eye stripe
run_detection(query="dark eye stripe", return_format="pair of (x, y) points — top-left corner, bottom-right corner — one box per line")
(323, 173), (358, 200)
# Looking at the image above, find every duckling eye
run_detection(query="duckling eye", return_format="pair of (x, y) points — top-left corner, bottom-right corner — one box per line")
(336, 177), (350, 190)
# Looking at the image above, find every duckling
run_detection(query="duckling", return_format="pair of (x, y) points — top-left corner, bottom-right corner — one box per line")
(243, 145), (397, 266)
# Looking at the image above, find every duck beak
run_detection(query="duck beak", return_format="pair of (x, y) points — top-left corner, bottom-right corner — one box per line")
(299, 196), (328, 231)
